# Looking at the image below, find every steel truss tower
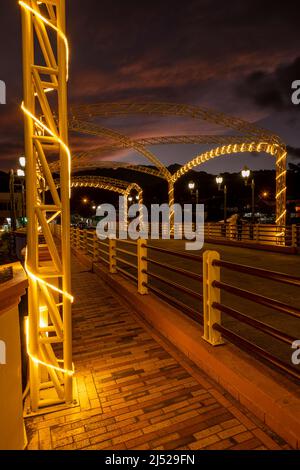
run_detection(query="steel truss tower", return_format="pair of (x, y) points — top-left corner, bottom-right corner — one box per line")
(20, 0), (73, 411)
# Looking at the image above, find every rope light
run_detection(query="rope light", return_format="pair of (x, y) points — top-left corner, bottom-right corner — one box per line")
(21, 103), (72, 197)
(25, 317), (74, 376)
(25, 248), (74, 302)
(19, 1), (69, 80)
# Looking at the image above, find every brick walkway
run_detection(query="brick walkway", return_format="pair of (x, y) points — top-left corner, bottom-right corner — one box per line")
(25, 256), (289, 450)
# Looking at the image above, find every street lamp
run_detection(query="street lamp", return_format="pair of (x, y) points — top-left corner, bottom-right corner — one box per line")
(92, 205), (96, 210)
(19, 156), (26, 168)
(82, 197), (88, 204)
(241, 166), (255, 225)
(135, 195), (139, 201)
(128, 196), (133, 203)
(188, 181), (199, 204)
(215, 175), (227, 223)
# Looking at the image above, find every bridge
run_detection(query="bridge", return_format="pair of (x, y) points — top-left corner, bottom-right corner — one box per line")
(0, 0), (299, 453)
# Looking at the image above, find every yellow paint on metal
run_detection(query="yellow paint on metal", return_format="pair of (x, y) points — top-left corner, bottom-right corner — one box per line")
(20, 0), (72, 411)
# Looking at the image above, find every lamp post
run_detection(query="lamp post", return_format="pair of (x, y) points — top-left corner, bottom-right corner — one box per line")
(241, 166), (255, 223)
(18, 156), (26, 223)
(188, 181), (199, 204)
(215, 175), (227, 223)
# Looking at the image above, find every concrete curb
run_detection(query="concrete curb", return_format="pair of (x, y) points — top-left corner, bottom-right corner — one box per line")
(73, 248), (300, 449)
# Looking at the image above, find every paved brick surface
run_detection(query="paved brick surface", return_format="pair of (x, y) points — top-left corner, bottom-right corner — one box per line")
(25, 256), (290, 450)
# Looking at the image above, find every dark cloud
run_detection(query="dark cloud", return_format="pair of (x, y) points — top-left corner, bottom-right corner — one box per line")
(237, 57), (300, 111)
(0, 0), (300, 169)
(287, 145), (300, 160)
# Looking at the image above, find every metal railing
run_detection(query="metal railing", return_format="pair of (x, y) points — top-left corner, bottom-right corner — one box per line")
(63, 226), (300, 381)
(204, 222), (300, 247)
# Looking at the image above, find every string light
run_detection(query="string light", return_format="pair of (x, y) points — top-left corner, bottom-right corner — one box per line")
(24, 247), (74, 302)
(21, 103), (72, 197)
(19, 1), (69, 80)
(171, 140), (287, 227)
(25, 317), (74, 376)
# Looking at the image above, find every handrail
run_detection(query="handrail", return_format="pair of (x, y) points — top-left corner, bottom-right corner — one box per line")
(116, 257), (137, 270)
(116, 266), (137, 282)
(143, 257), (202, 281)
(143, 269), (203, 301)
(213, 259), (300, 287)
(213, 302), (296, 345)
(213, 280), (300, 319)
(115, 247), (137, 257)
(213, 324), (300, 381)
(145, 244), (202, 262)
(143, 282), (202, 324)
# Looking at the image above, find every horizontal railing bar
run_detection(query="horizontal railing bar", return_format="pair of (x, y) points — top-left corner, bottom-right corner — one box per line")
(98, 241), (109, 247)
(145, 244), (202, 262)
(144, 270), (203, 300)
(213, 324), (300, 381)
(98, 248), (109, 257)
(213, 259), (300, 287)
(143, 257), (203, 281)
(116, 239), (137, 246)
(116, 266), (137, 282)
(115, 247), (137, 257)
(213, 302), (296, 345)
(143, 282), (202, 324)
(116, 257), (137, 270)
(213, 280), (300, 319)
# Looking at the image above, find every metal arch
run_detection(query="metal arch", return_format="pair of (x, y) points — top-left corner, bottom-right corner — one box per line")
(69, 102), (280, 143)
(20, 0), (72, 411)
(54, 175), (143, 198)
(64, 176), (144, 229)
(69, 119), (171, 180)
(171, 140), (287, 226)
(133, 135), (257, 146)
(49, 156), (166, 180)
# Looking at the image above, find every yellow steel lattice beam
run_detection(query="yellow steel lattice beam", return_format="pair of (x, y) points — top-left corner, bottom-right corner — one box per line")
(20, 0), (73, 411)
(70, 102), (281, 143)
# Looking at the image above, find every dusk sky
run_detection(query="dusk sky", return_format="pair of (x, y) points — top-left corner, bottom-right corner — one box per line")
(0, 0), (299, 173)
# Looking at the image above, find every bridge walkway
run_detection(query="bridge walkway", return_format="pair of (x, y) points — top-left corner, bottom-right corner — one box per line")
(25, 256), (289, 450)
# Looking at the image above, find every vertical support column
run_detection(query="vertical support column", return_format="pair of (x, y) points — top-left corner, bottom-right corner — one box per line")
(137, 239), (148, 294)
(275, 147), (287, 228)
(57, 0), (72, 403)
(202, 251), (224, 345)
(109, 239), (117, 274)
(21, 3), (39, 411)
(168, 180), (175, 234)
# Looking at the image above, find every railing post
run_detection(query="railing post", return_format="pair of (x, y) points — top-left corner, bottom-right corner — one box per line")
(137, 239), (148, 295)
(76, 228), (80, 251)
(83, 230), (88, 254)
(109, 239), (117, 274)
(93, 232), (98, 261)
(292, 224), (297, 247)
(255, 224), (260, 243)
(202, 250), (224, 345)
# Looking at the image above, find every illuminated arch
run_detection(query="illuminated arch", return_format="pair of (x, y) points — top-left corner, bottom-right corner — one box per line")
(69, 103), (286, 226)
(171, 140), (287, 225)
